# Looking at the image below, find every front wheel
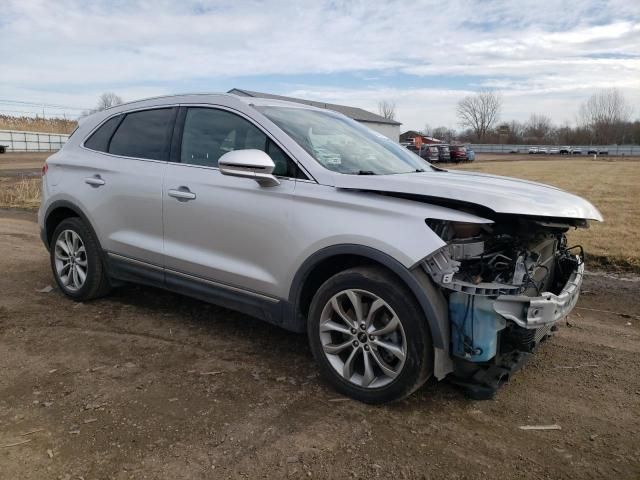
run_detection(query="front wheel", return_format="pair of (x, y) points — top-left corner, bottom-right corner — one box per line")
(308, 266), (433, 404)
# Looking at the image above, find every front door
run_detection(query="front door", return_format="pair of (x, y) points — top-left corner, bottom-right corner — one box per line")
(162, 106), (303, 298)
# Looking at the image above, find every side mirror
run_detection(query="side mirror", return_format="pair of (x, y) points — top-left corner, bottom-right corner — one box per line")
(218, 149), (280, 187)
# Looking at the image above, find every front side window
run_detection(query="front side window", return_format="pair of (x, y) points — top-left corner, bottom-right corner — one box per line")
(180, 107), (302, 178)
(257, 106), (433, 175)
(109, 108), (175, 161)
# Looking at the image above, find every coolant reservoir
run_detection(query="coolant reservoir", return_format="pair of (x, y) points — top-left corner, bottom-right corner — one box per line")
(449, 293), (507, 362)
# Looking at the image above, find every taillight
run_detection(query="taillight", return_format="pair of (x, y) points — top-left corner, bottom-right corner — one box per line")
(42, 163), (48, 176)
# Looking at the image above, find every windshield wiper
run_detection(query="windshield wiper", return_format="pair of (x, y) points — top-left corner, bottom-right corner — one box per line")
(355, 170), (377, 175)
(414, 168), (425, 173)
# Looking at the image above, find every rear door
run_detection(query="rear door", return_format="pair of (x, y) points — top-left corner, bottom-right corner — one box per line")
(162, 106), (303, 298)
(80, 107), (176, 266)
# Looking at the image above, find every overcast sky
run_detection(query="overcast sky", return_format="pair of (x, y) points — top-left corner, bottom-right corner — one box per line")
(1, 0), (639, 130)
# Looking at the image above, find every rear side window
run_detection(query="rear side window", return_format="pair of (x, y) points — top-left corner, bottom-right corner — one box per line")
(84, 115), (122, 152)
(109, 108), (175, 160)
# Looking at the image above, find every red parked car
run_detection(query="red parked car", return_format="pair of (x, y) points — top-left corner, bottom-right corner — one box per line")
(449, 145), (468, 162)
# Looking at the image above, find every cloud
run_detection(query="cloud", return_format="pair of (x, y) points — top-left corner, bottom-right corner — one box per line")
(0, 0), (638, 128)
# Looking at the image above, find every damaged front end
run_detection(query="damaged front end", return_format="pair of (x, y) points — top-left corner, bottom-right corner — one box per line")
(423, 217), (586, 398)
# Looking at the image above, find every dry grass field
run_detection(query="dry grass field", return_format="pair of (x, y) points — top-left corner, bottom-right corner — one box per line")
(0, 177), (41, 209)
(450, 157), (639, 271)
(0, 114), (77, 134)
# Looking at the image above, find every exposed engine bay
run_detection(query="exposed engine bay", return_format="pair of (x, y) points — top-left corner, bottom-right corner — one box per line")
(425, 218), (584, 297)
(423, 217), (585, 398)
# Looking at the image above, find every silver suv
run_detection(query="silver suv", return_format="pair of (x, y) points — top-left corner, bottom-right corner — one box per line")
(39, 94), (602, 403)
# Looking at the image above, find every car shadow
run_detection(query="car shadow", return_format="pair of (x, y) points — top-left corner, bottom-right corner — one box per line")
(99, 283), (470, 407)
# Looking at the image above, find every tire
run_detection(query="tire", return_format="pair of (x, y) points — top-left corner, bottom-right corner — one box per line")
(50, 217), (111, 301)
(307, 266), (433, 404)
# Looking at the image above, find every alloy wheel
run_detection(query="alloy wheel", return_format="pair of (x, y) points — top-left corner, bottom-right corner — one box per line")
(319, 289), (407, 389)
(54, 229), (88, 292)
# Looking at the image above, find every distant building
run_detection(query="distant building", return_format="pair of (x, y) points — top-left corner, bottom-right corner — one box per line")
(228, 88), (401, 141)
(399, 130), (442, 144)
(497, 124), (510, 144)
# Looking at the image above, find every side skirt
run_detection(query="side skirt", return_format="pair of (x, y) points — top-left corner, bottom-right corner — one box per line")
(104, 252), (300, 331)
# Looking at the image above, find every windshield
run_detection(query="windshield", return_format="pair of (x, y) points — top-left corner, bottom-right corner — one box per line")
(256, 106), (432, 175)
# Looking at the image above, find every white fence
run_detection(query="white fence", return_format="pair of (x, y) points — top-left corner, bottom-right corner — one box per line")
(470, 144), (640, 155)
(0, 129), (70, 152)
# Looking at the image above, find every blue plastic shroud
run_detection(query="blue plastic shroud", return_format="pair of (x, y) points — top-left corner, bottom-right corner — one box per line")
(449, 292), (507, 362)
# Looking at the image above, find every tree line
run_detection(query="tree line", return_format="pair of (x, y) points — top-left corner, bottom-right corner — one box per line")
(382, 89), (638, 145)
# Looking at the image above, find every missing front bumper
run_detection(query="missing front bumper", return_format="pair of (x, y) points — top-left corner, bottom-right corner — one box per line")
(493, 261), (584, 329)
(444, 257), (583, 363)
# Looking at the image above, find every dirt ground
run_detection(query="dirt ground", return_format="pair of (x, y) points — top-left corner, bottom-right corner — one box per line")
(0, 152), (48, 178)
(0, 209), (639, 479)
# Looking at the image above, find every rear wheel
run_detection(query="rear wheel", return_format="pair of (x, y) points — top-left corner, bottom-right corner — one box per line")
(308, 266), (433, 404)
(50, 217), (111, 301)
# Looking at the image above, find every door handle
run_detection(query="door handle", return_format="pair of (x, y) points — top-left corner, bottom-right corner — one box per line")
(168, 187), (196, 201)
(84, 175), (105, 187)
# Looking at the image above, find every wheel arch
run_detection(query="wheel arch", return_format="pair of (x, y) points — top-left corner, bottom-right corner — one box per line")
(288, 244), (446, 348)
(44, 200), (102, 251)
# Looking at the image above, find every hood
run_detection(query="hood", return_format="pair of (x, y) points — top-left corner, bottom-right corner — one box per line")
(333, 169), (603, 222)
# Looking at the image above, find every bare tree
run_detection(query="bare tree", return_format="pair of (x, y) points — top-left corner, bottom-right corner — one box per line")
(525, 114), (554, 143)
(456, 90), (502, 141)
(579, 88), (633, 144)
(432, 126), (456, 143)
(457, 128), (477, 143)
(377, 100), (397, 121)
(505, 120), (525, 144)
(83, 92), (124, 116)
(96, 92), (124, 111)
(422, 123), (433, 137)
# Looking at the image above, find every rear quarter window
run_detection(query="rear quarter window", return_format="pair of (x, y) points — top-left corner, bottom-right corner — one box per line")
(83, 115), (122, 152)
